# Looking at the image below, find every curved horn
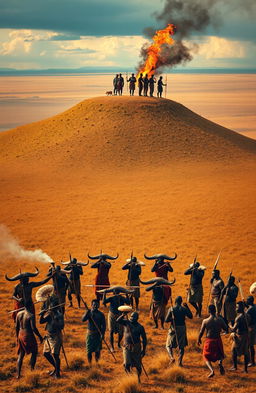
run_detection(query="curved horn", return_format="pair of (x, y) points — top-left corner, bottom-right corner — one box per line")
(144, 253), (158, 260)
(139, 277), (165, 285)
(5, 273), (22, 281)
(103, 253), (119, 260)
(87, 253), (102, 260)
(97, 285), (134, 294)
(140, 277), (176, 286)
(77, 261), (89, 267)
(161, 253), (177, 261)
(5, 267), (39, 281)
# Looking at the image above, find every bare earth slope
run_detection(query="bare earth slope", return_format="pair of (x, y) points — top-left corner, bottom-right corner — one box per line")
(0, 96), (255, 172)
(0, 96), (255, 393)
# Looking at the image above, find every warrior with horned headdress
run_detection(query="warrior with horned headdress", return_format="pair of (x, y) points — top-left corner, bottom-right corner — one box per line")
(88, 253), (118, 301)
(145, 252), (177, 306)
(141, 277), (175, 329)
(101, 286), (132, 352)
(6, 267), (52, 321)
(122, 254), (144, 311)
(62, 256), (88, 308)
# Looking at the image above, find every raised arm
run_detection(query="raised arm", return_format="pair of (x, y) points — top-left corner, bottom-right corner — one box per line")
(81, 310), (90, 322)
(31, 275), (52, 288)
(122, 262), (130, 271)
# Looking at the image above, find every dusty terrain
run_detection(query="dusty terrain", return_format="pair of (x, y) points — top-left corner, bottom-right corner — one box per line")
(0, 96), (255, 392)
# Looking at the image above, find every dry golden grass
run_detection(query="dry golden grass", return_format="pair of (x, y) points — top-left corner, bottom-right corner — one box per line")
(162, 366), (186, 383)
(148, 352), (170, 374)
(113, 374), (143, 393)
(187, 328), (201, 352)
(0, 97), (255, 393)
(66, 354), (85, 371)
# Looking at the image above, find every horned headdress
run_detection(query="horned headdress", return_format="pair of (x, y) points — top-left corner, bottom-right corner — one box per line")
(5, 267), (39, 281)
(140, 277), (176, 291)
(88, 253), (119, 261)
(144, 253), (177, 261)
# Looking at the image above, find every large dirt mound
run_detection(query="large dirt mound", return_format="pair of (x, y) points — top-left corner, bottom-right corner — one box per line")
(0, 96), (255, 170)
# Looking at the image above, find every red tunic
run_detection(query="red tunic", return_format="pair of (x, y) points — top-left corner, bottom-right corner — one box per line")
(203, 337), (225, 362)
(154, 264), (171, 305)
(17, 330), (38, 354)
(95, 264), (110, 298)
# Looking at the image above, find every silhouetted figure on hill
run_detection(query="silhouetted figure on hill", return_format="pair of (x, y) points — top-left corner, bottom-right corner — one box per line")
(143, 74), (149, 96)
(149, 75), (156, 97)
(138, 73), (143, 96)
(157, 76), (166, 98)
(113, 74), (119, 95)
(117, 74), (124, 96)
(127, 74), (137, 96)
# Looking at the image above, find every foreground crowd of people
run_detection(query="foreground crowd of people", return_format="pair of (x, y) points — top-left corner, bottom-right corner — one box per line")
(112, 73), (167, 97)
(5, 253), (256, 382)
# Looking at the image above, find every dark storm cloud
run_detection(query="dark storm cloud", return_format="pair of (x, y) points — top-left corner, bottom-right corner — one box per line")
(0, 0), (156, 36)
(138, 0), (256, 73)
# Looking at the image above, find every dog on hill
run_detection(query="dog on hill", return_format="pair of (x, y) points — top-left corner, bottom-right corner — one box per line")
(106, 91), (113, 96)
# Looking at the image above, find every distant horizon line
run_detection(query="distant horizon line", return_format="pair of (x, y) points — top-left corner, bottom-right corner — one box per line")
(0, 66), (256, 76)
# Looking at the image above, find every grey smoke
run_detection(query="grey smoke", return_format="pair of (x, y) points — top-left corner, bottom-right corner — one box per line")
(138, 0), (256, 73)
(0, 224), (53, 263)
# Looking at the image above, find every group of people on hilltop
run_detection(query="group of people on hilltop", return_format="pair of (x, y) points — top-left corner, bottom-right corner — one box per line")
(5, 253), (256, 384)
(113, 73), (166, 98)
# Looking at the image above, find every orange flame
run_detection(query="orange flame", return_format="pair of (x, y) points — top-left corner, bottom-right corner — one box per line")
(138, 24), (176, 77)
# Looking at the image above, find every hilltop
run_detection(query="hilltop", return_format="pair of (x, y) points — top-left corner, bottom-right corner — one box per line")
(0, 96), (255, 174)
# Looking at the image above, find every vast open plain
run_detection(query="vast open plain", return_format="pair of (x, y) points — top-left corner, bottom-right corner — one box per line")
(0, 96), (255, 392)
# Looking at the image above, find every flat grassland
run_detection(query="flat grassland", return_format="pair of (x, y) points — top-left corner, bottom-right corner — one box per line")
(0, 97), (255, 392)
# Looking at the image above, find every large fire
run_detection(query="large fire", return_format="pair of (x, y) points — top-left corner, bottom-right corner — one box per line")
(138, 24), (176, 77)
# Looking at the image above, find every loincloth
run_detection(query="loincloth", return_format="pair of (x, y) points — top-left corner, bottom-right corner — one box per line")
(231, 332), (249, 356)
(123, 342), (142, 369)
(86, 331), (102, 354)
(166, 325), (188, 349)
(43, 332), (63, 355)
(203, 337), (224, 362)
(18, 330), (38, 355)
(187, 284), (203, 304)
(150, 301), (166, 320)
(126, 278), (140, 299)
(108, 312), (123, 334)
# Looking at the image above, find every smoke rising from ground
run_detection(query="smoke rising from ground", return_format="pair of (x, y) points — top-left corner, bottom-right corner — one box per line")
(138, 0), (256, 74)
(0, 224), (53, 263)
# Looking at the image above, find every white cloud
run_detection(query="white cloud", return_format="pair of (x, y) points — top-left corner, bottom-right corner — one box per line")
(0, 29), (58, 55)
(197, 36), (246, 59)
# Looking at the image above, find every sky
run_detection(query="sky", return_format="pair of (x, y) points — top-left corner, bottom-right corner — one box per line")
(0, 0), (255, 71)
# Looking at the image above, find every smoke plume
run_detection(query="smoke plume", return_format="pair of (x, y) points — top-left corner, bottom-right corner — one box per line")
(138, 0), (256, 74)
(0, 224), (53, 263)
